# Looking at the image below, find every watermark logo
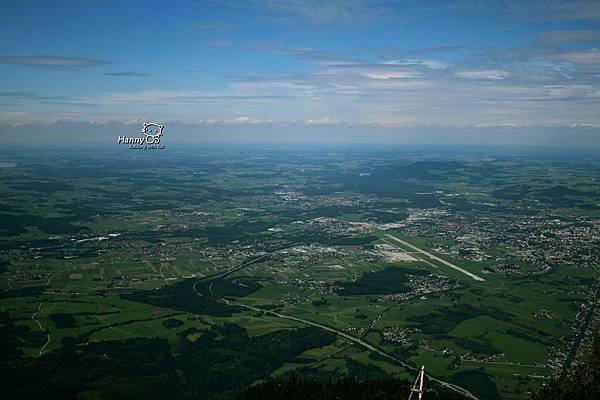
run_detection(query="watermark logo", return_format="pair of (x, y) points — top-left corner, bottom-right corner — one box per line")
(118, 122), (165, 150)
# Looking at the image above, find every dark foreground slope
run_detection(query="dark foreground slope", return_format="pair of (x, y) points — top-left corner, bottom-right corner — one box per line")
(1, 323), (337, 400)
(237, 375), (465, 400)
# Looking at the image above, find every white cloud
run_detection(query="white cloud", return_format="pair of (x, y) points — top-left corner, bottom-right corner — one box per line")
(381, 59), (448, 70)
(233, 116), (274, 124)
(306, 117), (334, 124)
(551, 48), (600, 64)
(4, 42), (599, 133)
(363, 71), (419, 80)
(455, 70), (510, 80)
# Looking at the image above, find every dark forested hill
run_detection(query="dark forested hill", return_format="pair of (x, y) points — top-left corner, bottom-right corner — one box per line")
(237, 375), (466, 400)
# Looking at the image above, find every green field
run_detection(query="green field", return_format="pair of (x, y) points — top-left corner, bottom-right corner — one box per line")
(1, 147), (598, 400)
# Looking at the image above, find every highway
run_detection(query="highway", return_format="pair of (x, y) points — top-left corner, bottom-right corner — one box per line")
(192, 247), (480, 400)
(219, 295), (479, 400)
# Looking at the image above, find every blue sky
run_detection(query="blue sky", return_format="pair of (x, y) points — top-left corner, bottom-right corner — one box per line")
(1, 0), (600, 145)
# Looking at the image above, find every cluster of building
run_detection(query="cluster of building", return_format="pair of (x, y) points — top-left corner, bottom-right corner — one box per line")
(274, 191), (374, 210)
(382, 326), (418, 346)
(546, 282), (599, 376)
(381, 274), (462, 304)
(390, 208), (600, 276)
(5, 265), (52, 287)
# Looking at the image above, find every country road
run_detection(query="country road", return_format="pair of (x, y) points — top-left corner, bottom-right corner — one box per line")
(31, 302), (51, 357)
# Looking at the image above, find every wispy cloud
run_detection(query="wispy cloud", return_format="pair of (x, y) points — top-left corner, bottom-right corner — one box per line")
(196, 0), (600, 30)
(0, 54), (110, 68)
(196, 0), (394, 26)
(535, 30), (600, 46)
(455, 69), (510, 80)
(492, 30), (600, 76)
(441, 0), (600, 21)
(6, 31), (599, 130)
(102, 71), (149, 77)
(0, 91), (97, 107)
(2, 2), (599, 143)
(185, 21), (233, 32)
(0, 91), (69, 100)
(362, 71), (419, 80)
(505, 0), (600, 22)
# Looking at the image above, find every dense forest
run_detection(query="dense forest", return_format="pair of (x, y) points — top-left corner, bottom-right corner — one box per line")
(120, 278), (246, 317)
(1, 323), (337, 400)
(337, 266), (428, 295)
(237, 375), (466, 400)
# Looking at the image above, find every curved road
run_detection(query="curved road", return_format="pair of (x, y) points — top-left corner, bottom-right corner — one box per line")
(31, 302), (51, 357)
(192, 247), (480, 400)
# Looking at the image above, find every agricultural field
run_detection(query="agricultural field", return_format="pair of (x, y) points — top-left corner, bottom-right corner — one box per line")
(1, 145), (598, 400)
